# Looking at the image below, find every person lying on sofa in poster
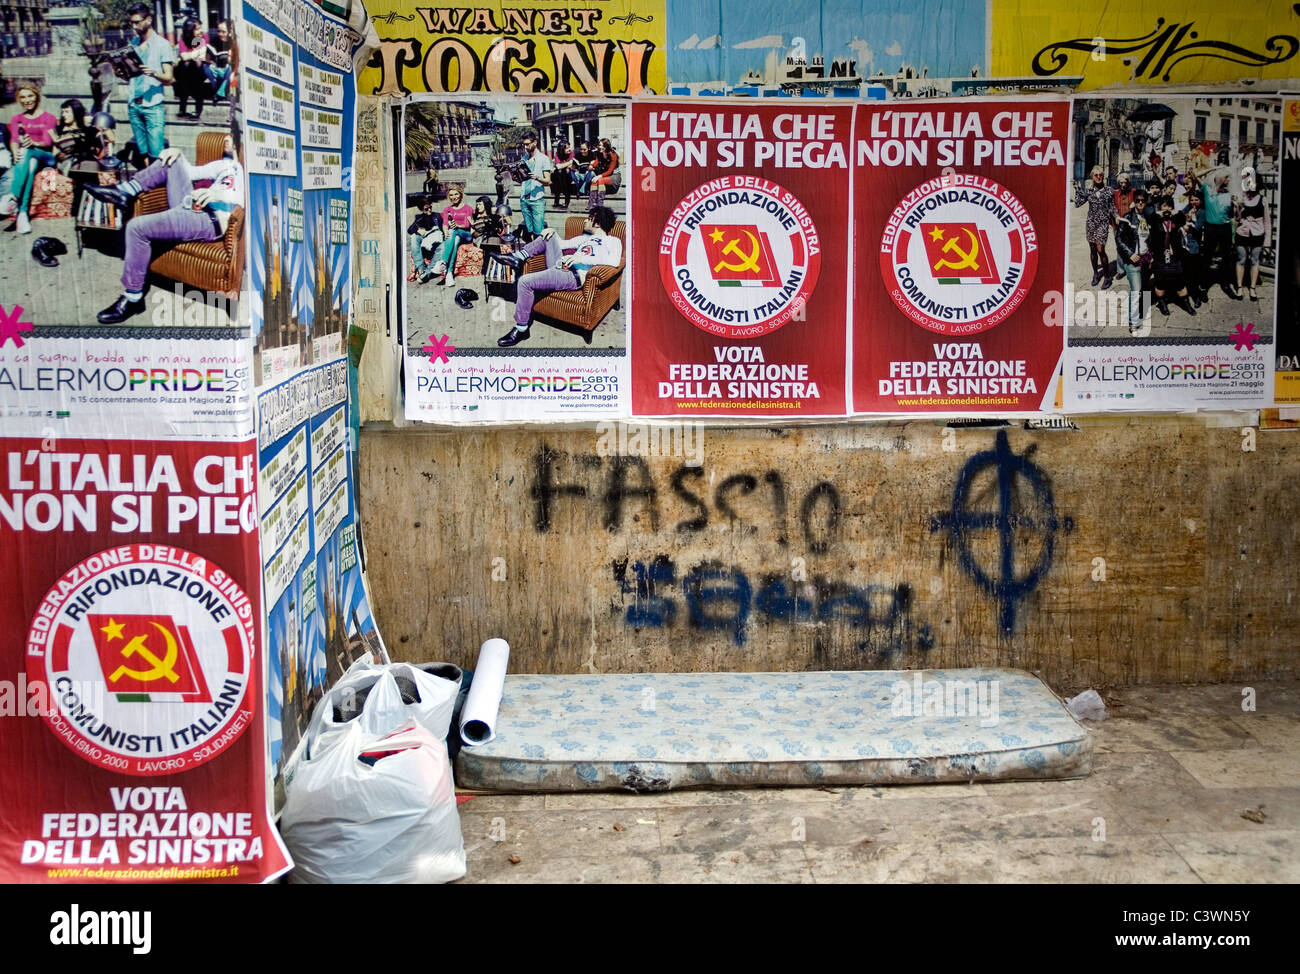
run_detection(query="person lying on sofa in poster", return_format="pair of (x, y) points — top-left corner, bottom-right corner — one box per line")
(84, 129), (243, 323)
(488, 204), (620, 347)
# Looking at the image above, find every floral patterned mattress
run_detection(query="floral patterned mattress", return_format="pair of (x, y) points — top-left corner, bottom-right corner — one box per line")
(454, 668), (1091, 792)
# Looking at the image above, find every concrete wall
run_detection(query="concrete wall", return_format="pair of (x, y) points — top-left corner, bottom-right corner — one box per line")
(357, 418), (1300, 686)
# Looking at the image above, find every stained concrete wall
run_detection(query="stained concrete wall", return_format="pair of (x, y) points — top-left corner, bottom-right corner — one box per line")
(357, 418), (1300, 686)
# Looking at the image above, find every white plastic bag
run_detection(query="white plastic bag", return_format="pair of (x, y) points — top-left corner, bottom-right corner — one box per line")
(1065, 688), (1108, 722)
(282, 721), (466, 884)
(302, 661), (459, 763)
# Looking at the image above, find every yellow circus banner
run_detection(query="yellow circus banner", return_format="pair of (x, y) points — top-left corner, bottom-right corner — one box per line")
(992, 2), (1300, 88)
(360, 1), (666, 96)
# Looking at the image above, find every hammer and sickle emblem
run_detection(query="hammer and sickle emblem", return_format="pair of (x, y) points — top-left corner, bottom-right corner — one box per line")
(110, 622), (182, 684)
(934, 228), (981, 272)
(714, 230), (763, 274)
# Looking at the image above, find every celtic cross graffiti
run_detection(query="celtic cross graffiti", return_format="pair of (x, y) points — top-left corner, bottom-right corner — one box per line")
(931, 431), (1073, 633)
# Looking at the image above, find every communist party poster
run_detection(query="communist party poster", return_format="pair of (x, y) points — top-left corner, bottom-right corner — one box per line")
(853, 100), (1069, 414)
(0, 430), (292, 882)
(630, 102), (852, 417)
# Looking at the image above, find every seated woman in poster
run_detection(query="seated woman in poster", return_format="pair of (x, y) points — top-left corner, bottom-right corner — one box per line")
(1, 84), (60, 235)
(426, 185), (473, 286)
(589, 138), (621, 198)
(572, 140), (595, 196)
(175, 18), (214, 119)
(53, 99), (102, 166)
(551, 141), (575, 210)
(205, 21), (233, 101)
(471, 195), (500, 242)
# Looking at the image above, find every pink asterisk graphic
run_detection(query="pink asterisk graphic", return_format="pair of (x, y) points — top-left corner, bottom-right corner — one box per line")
(422, 333), (455, 364)
(1231, 322), (1258, 352)
(0, 304), (35, 349)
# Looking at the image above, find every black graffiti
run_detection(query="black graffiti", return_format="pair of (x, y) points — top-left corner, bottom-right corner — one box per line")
(799, 482), (841, 555)
(530, 449), (843, 551)
(1032, 18), (1299, 82)
(763, 471), (788, 547)
(671, 466), (708, 532)
(530, 446), (595, 532)
(930, 431), (1073, 634)
(604, 456), (659, 532)
(715, 474), (758, 534)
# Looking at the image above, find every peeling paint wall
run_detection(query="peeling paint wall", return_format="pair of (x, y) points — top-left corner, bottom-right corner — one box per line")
(357, 419), (1299, 685)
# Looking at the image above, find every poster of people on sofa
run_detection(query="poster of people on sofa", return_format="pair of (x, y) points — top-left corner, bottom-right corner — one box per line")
(401, 97), (629, 422)
(0, 4), (250, 440)
(1065, 96), (1277, 411)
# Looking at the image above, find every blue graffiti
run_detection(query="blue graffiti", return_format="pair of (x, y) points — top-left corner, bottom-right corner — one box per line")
(930, 430), (1071, 633)
(754, 576), (814, 622)
(683, 562), (752, 646)
(614, 555), (677, 628)
(614, 558), (932, 654)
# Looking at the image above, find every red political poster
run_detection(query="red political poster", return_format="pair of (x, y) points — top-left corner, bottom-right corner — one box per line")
(0, 437), (291, 883)
(631, 101), (851, 416)
(853, 100), (1069, 413)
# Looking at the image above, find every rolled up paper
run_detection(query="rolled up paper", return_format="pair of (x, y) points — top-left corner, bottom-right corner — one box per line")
(459, 638), (510, 746)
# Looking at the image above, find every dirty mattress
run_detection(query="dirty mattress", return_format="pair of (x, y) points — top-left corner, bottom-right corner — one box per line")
(454, 668), (1091, 792)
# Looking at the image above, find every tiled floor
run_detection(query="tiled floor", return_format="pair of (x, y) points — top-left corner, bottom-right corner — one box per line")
(453, 681), (1300, 883)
